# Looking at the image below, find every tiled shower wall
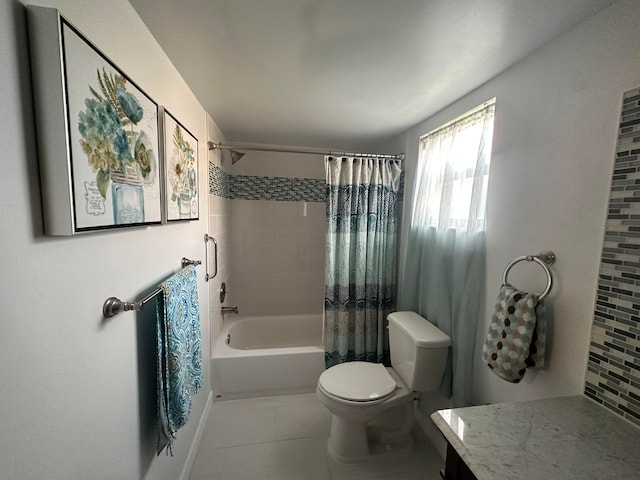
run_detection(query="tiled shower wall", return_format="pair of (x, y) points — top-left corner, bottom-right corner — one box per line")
(585, 86), (640, 426)
(209, 151), (325, 316)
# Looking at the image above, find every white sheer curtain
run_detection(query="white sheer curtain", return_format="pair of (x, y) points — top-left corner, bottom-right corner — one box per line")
(401, 100), (495, 406)
(412, 103), (493, 233)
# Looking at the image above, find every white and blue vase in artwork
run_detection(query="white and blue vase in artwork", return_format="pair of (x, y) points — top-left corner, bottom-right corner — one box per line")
(111, 167), (144, 224)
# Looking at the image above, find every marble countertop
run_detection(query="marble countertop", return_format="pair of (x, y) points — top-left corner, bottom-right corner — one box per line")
(431, 395), (640, 480)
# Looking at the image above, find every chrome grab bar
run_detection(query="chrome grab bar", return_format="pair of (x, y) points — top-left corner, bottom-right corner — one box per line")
(221, 306), (238, 315)
(204, 234), (217, 281)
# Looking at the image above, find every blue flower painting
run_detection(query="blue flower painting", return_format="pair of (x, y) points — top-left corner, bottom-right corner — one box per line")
(78, 69), (157, 201)
(73, 67), (160, 227)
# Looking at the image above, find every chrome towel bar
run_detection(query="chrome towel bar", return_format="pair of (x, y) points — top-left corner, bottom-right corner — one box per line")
(102, 257), (201, 318)
(502, 250), (555, 301)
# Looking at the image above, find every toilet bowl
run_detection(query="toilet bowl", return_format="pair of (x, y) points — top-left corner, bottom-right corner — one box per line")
(317, 311), (451, 463)
(316, 362), (415, 463)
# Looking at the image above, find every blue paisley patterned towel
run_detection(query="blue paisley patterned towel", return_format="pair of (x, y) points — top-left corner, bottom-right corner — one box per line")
(156, 265), (202, 454)
(481, 283), (547, 383)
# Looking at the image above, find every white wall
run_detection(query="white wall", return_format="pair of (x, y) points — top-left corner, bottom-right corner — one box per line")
(0, 1), (214, 478)
(400, 0), (640, 408)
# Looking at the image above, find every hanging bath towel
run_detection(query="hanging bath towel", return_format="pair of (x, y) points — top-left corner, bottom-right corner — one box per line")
(156, 265), (202, 454)
(481, 283), (546, 383)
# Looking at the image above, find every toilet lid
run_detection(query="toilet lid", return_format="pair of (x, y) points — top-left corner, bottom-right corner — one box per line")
(318, 362), (396, 402)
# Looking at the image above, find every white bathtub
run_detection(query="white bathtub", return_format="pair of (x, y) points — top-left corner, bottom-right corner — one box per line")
(211, 314), (325, 399)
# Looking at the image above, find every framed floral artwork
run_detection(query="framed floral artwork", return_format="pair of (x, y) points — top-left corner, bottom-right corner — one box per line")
(28, 6), (161, 235)
(161, 108), (199, 221)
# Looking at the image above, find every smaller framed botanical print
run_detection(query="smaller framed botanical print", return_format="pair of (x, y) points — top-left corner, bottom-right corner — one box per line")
(161, 108), (199, 222)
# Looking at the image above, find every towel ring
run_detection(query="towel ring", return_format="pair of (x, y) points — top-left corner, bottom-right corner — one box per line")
(502, 250), (555, 301)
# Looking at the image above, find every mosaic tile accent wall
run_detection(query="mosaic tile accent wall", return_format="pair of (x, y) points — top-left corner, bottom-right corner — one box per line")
(208, 161), (324, 202)
(585, 86), (640, 426)
(208, 162), (228, 198)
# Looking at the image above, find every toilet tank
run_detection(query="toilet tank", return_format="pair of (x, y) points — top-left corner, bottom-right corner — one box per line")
(388, 311), (451, 392)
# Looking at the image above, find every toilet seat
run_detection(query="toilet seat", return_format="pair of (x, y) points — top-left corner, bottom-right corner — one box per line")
(318, 362), (397, 404)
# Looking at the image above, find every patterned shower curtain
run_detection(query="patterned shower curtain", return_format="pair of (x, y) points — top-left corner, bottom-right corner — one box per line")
(324, 156), (402, 368)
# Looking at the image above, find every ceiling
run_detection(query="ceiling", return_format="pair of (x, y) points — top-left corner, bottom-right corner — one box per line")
(129, 0), (617, 151)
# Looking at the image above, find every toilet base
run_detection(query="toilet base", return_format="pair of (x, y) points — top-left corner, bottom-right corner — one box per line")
(326, 421), (414, 464)
(325, 400), (415, 464)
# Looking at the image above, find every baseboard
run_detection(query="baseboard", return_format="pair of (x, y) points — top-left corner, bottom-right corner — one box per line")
(214, 385), (316, 401)
(180, 390), (213, 480)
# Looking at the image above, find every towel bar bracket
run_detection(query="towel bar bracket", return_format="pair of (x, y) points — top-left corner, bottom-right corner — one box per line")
(103, 297), (141, 317)
(182, 257), (202, 268)
(531, 250), (555, 266)
(103, 287), (159, 318)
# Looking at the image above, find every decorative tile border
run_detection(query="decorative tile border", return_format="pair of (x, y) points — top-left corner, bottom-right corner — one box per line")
(208, 161), (324, 202)
(229, 175), (325, 202)
(585, 86), (640, 426)
(209, 161), (405, 203)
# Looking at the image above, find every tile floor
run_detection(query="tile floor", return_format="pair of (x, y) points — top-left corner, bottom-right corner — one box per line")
(189, 393), (444, 480)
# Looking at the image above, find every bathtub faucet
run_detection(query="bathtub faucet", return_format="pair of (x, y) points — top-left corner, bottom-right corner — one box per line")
(221, 306), (238, 315)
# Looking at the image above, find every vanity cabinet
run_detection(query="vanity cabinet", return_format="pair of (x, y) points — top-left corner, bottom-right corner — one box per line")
(444, 442), (478, 480)
(432, 396), (640, 480)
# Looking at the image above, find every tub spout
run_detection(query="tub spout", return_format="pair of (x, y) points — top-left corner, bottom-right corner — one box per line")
(221, 306), (238, 315)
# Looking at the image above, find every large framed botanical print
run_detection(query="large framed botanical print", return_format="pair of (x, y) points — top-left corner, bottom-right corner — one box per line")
(28, 6), (161, 235)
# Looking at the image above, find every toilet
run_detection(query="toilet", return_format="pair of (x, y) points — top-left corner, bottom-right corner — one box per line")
(316, 311), (451, 463)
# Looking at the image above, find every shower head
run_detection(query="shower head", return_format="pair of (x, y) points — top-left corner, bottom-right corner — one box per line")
(230, 150), (245, 164)
(207, 142), (246, 164)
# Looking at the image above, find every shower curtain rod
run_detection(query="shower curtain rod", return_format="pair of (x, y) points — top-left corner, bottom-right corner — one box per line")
(207, 141), (404, 161)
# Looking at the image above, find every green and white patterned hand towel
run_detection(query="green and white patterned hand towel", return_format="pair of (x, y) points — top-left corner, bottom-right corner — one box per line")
(482, 283), (546, 383)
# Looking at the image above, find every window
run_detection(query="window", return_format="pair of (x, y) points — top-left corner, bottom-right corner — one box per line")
(411, 99), (495, 232)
